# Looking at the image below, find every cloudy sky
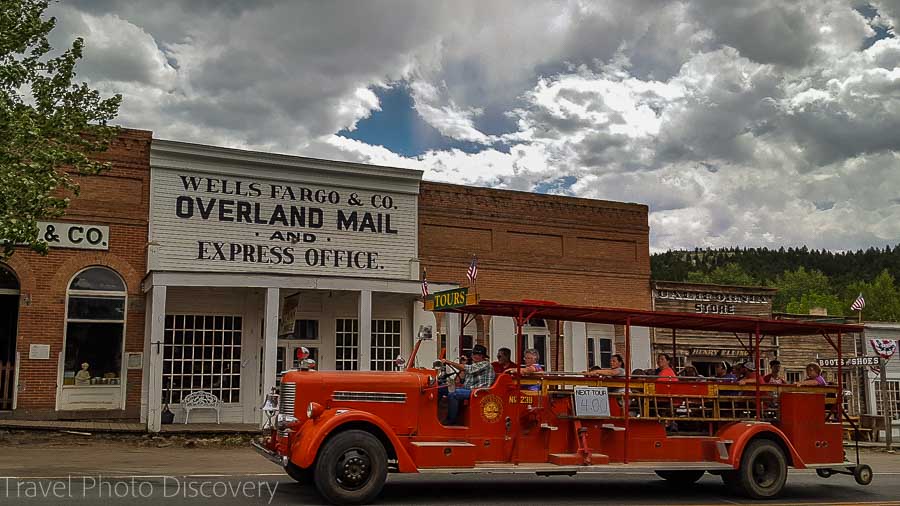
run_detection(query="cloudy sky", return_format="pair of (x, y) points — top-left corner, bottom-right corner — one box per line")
(48, 0), (900, 252)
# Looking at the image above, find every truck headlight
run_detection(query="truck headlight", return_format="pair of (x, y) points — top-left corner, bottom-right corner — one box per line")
(306, 402), (324, 419)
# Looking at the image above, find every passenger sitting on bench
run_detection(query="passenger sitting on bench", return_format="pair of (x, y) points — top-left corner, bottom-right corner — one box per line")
(795, 362), (826, 386)
(439, 344), (495, 425)
(507, 348), (543, 390)
(585, 354), (625, 378)
(655, 354), (677, 382)
(736, 360), (759, 385)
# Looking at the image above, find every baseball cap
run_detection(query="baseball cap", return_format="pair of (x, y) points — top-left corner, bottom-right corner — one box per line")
(472, 344), (488, 356)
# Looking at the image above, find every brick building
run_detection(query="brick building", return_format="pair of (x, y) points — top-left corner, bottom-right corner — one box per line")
(1, 131), (653, 428)
(419, 182), (652, 372)
(0, 129), (152, 419)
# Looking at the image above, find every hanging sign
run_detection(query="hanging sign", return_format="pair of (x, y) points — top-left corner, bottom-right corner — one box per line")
(426, 288), (475, 311)
(817, 356), (882, 368)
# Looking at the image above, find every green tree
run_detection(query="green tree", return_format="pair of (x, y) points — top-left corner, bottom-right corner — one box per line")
(686, 262), (757, 286)
(785, 292), (845, 317)
(846, 269), (900, 322)
(770, 267), (834, 311)
(1, 0), (121, 256)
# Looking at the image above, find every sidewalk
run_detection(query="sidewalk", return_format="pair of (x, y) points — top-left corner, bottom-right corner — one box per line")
(0, 419), (260, 434)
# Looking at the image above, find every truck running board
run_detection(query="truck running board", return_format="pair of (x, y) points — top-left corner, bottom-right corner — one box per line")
(417, 461), (735, 475)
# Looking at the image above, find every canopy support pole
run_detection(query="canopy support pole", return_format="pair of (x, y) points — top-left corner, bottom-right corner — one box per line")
(755, 324), (761, 420)
(624, 317), (631, 464)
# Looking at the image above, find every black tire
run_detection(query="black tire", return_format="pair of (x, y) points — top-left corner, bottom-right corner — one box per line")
(853, 464), (873, 486)
(285, 461), (314, 485)
(731, 439), (788, 499)
(314, 430), (388, 505)
(816, 468), (832, 478)
(655, 470), (705, 484)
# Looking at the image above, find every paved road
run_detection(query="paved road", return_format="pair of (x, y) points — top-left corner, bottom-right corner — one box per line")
(1, 438), (898, 504)
(2, 468), (899, 505)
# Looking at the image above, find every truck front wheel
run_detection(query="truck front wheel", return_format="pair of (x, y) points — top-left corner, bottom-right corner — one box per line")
(285, 461), (313, 485)
(727, 439), (788, 499)
(314, 430), (387, 505)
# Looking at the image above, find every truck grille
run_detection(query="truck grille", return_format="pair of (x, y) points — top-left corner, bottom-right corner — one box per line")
(280, 382), (296, 415)
(332, 391), (407, 403)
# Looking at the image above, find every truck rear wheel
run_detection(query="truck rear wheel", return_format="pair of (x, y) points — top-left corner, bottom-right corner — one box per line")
(728, 439), (788, 499)
(314, 430), (387, 505)
(285, 461), (313, 485)
(655, 470), (705, 484)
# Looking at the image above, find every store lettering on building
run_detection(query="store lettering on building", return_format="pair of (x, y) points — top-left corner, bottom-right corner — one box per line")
(150, 170), (417, 278)
(655, 289), (772, 315)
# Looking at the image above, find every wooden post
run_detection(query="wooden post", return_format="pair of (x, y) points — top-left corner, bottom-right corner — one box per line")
(881, 359), (893, 451)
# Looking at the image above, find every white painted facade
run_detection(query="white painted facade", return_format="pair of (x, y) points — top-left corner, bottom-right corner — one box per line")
(141, 140), (453, 431)
(863, 323), (900, 440)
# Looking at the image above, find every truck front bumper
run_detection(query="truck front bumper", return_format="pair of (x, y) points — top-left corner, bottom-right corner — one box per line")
(251, 440), (289, 467)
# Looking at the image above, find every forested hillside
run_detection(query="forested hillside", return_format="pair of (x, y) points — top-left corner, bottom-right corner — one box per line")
(651, 246), (900, 321)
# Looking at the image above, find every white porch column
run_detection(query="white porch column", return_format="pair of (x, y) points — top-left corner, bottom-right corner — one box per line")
(490, 317), (516, 360)
(630, 326), (652, 371)
(445, 313), (462, 360)
(146, 285), (167, 433)
(358, 290), (372, 370)
(564, 321), (587, 372)
(261, 287), (280, 426)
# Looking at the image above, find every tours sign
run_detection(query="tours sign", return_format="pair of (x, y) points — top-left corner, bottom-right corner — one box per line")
(426, 288), (475, 311)
(149, 167), (417, 279)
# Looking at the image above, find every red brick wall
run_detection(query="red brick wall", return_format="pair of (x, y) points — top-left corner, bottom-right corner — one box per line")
(1, 129), (151, 417)
(419, 182), (652, 364)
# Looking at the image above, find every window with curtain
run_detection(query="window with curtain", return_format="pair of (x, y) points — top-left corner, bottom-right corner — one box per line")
(63, 267), (126, 386)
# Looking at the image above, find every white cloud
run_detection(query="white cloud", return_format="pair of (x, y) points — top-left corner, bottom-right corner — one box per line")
(48, 0), (900, 252)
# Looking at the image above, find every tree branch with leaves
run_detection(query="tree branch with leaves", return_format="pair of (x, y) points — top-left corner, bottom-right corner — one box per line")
(1, 0), (121, 257)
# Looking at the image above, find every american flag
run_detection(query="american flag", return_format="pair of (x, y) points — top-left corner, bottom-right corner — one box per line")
(851, 293), (866, 311)
(421, 269), (429, 298)
(467, 255), (478, 284)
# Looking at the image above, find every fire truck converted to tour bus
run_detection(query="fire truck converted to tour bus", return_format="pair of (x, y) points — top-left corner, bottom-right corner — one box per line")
(253, 297), (873, 505)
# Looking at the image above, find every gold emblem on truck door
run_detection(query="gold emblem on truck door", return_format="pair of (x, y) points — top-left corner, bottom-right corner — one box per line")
(480, 394), (503, 423)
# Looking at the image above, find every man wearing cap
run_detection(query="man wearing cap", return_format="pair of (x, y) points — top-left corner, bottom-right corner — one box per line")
(736, 360), (759, 385)
(763, 359), (784, 384)
(439, 344), (495, 425)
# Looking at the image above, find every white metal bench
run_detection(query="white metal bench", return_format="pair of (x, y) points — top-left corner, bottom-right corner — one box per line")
(182, 391), (221, 424)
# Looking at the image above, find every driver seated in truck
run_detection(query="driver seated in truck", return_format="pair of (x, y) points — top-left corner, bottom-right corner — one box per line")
(439, 344), (495, 425)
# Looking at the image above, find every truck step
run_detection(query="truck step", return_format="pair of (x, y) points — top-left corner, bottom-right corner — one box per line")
(549, 453), (610, 465)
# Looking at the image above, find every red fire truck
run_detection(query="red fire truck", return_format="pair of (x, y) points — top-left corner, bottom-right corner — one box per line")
(254, 298), (872, 505)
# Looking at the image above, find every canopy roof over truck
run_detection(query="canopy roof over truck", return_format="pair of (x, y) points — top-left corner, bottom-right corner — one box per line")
(439, 299), (863, 336)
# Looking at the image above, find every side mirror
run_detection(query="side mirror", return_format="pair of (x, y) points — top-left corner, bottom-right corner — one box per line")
(417, 325), (433, 341)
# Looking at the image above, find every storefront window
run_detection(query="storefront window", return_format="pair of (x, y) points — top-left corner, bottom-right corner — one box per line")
(335, 319), (359, 370)
(63, 267), (126, 386)
(371, 319), (401, 371)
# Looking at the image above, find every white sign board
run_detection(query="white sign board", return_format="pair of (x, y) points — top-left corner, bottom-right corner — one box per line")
(29, 344), (51, 360)
(817, 356), (881, 368)
(574, 387), (611, 417)
(150, 168), (417, 279)
(37, 222), (109, 250)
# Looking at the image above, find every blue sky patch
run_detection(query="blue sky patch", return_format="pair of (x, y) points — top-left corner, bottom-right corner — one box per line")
(338, 84), (490, 157)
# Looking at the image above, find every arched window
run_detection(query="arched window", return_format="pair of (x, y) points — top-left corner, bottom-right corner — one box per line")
(0, 264), (18, 293)
(63, 267), (126, 387)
